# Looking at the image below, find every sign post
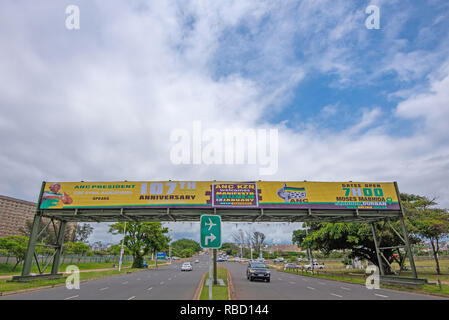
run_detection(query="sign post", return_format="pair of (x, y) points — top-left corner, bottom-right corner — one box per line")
(200, 215), (222, 249)
(200, 215), (222, 300)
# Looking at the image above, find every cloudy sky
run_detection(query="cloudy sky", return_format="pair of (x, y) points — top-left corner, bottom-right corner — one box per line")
(1, 1), (448, 245)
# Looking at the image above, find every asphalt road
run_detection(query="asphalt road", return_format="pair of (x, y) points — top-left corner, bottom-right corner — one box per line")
(2, 257), (446, 300)
(225, 262), (445, 300)
(0, 255), (208, 300)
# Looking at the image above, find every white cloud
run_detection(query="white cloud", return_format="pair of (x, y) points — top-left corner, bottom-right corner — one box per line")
(1, 1), (449, 244)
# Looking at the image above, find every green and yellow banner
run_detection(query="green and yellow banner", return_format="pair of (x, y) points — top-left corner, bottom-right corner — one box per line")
(40, 181), (400, 211)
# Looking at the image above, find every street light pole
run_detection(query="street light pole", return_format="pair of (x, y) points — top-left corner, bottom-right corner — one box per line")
(118, 221), (127, 272)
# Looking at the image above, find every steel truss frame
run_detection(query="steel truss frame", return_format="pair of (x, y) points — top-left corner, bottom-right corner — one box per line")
(13, 182), (420, 282)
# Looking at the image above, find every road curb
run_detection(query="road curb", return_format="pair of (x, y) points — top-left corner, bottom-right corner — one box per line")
(193, 271), (207, 300)
(227, 268), (236, 300)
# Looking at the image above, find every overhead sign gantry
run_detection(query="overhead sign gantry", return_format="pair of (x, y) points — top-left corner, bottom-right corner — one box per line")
(36, 180), (402, 223)
(14, 180), (418, 283)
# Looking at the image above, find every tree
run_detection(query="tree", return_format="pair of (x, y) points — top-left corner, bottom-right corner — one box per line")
(109, 222), (170, 268)
(0, 236), (30, 271)
(180, 248), (194, 258)
(232, 230), (247, 257)
(108, 244), (131, 256)
(221, 242), (239, 256)
(73, 223), (94, 242)
(403, 194), (449, 275)
(292, 220), (417, 274)
(250, 231), (266, 257)
(63, 241), (91, 262)
(171, 239), (201, 255)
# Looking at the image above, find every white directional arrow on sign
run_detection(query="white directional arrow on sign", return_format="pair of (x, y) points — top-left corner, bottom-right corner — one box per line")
(205, 233), (216, 245)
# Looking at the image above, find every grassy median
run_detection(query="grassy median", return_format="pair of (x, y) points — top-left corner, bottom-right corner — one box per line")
(0, 262), (165, 294)
(199, 267), (229, 300)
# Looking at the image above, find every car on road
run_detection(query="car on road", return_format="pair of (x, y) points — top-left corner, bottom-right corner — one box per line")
(247, 261), (270, 282)
(181, 262), (193, 271)
(273, 258), (285, 263)
(304, 262), (325, 270)
(172, 256), (180, 260)
(283, 263), (298, 270)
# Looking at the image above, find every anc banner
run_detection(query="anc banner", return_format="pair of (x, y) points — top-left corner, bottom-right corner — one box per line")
(39, 181), (400, 211)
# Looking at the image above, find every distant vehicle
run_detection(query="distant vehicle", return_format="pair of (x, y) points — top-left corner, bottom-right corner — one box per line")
(273, 257), (284, 263)
(256, 257), (265, 262)
(217, 257), (227, 262)
(143, 261), (149, 268)
(304, 262), (325, 270)
(194, 259), (200, 263)
(181, 262), (193, 271)
(247, 261), (270, 282)
(240, 258), (248, 262)
(172, 256), (180, 260)
(234, 257), (241, 262)
(284, 263), (297, 270)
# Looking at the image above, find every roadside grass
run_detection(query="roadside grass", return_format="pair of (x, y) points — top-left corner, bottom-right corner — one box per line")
(199, 267), (228, 300)
(279, 268), (449, 297)
(0, 262), (167, 294)
(0, 261), (133, 276)
(0, 260), (164, 276)
(272, 258), (449, 283)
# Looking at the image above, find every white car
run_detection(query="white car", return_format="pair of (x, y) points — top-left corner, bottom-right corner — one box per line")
(304, 262), (325, 270)
(181, 262), (193, 271)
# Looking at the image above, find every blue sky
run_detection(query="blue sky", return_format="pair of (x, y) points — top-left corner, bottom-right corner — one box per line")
(0, 0), (448, 244)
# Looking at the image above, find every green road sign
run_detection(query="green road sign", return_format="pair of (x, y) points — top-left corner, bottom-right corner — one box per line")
(200, 215), (222, 249)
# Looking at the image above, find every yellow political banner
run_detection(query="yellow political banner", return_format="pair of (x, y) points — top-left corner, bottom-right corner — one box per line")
(39, 181), (400, 211)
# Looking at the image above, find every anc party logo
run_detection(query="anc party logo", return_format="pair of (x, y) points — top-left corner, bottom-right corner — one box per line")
(277, 183), (307, 203)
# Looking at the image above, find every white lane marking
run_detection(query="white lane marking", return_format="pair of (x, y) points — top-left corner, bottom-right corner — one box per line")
(99, 287), (109, 291)
(168, 278), (172, 281)
(137, 278), (141, 281)
(127, 296), (136, 300)
(330, 293), (343, 298)
(64, 295), (79, 300)
(375, 293), (388, 298)
(160, 281), (164, 285)
(147, 287), (153, 291)
(307, 286), (316, 290)
(318, 282), (326, 285)
(341, 287), (351, 291)
(122, 281), (129, 284)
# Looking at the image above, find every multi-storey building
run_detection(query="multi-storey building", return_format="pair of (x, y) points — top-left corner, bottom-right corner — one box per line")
(0, 195), (36, 238)
(0, 194), (77, 240)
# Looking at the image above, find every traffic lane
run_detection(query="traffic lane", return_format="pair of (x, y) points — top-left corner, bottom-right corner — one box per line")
(269, 268), (445, 300)
(226, 262), (323, 300)
(225, 262), (445, 300)
(1, 257), (208, 300)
